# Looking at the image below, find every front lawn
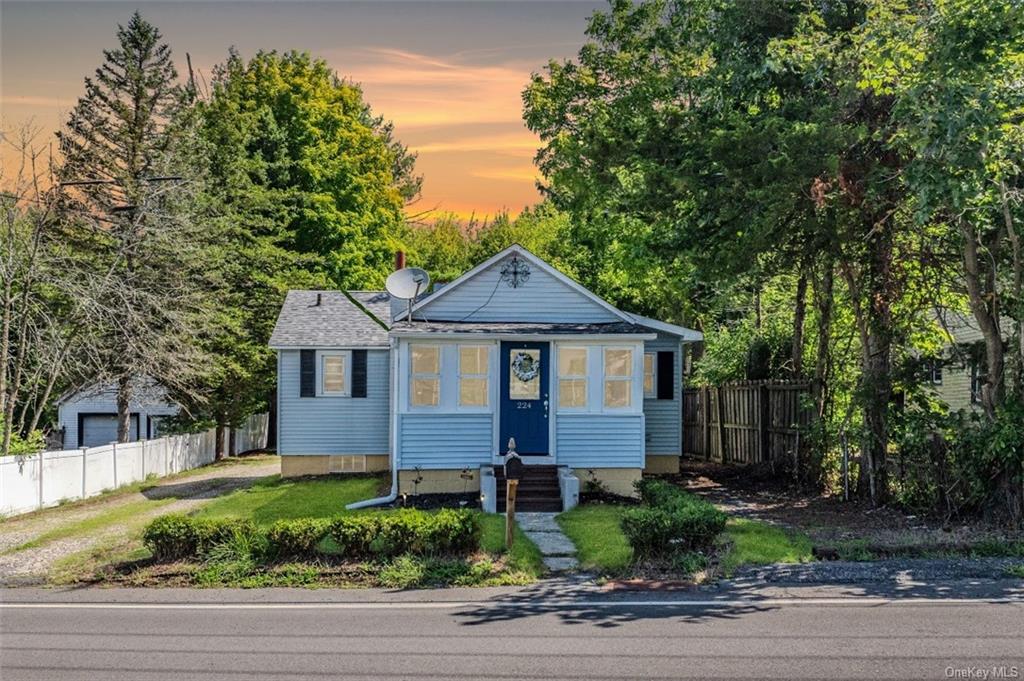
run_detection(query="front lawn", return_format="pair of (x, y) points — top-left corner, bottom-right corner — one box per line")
(556, 504), (632, 573)
(192, 474), (386, 525)
(718, 518), (815, 575)
(62, 474), (545, 588)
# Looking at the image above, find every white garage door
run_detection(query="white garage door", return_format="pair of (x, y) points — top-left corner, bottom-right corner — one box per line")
(80, 414), (139, 448)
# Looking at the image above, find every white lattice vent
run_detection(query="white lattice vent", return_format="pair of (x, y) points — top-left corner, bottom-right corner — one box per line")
(329, 455), (367, 474)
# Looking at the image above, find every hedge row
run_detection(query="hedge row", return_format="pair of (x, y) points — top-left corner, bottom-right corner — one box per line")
(142, 509), (481, 563)
(620, 479), (727, 558)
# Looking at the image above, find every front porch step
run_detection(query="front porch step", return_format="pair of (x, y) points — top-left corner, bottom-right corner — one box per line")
(495, 464), (563, 513)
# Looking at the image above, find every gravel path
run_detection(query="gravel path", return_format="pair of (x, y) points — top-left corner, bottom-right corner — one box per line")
(730, 557), (1023, 585)
(0, 457), (279, 585)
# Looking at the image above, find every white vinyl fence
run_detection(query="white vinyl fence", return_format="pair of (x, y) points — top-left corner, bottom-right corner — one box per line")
(0, 412), (269, 517)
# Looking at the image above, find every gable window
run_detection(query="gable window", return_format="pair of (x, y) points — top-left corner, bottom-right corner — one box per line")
(558, 347), (588, 409)
(643, 352), (657, 398)
(604, 348), (634, 409)
(320, 351), (349, 396)
(410, 345), (440, 407)
(459, 345), (489, 407)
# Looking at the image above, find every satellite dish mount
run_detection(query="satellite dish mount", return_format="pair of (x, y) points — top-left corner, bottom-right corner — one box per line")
(386, 267), (431, 323)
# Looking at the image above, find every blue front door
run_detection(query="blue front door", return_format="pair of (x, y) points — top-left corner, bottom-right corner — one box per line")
(499, 341), (550, 455)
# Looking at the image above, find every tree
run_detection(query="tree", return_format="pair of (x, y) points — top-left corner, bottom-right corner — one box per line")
(200, 49), (419, 291)
(56, 12), (215, 442)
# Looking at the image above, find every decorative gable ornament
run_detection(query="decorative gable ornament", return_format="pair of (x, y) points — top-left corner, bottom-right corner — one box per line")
(511, 351), (539, 382)
(499, 255), (531, 288)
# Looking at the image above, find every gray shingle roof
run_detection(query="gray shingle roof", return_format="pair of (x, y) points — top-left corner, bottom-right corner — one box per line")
(269, 290), (390, 348)
(388, 321), (652, 336)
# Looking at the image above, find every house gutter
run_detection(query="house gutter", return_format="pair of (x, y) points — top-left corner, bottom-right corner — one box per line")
(345, 335), (400, 510)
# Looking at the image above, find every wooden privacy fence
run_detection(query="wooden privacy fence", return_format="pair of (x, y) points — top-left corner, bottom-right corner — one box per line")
(683, 381), (815, 465)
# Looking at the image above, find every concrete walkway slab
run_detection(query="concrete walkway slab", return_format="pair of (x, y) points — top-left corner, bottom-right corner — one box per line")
(515, 512), (579, 572)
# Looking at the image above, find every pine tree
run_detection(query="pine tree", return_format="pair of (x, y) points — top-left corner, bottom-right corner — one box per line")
(56, 12), (214, 442)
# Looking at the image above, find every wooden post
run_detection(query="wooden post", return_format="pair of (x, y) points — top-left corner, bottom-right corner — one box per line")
(505, 479), (518, 549)
(758, 384), (770, 464)
(702, 387), (711, 461)
(112, 442), (118, 488)
(716, 386), (727, 463)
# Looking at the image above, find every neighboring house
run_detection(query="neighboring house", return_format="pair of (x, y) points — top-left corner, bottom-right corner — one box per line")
(269, 244), (702, 506)
(57, 379), (180, 448)
(930, 309), (1012, 413)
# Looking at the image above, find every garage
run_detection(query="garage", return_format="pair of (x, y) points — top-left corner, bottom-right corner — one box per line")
(78, 414), (139, 448)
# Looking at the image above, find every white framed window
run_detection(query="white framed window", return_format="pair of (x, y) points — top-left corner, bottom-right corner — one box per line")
(458, 345), (489, 407)
(603, 347), (633, 409)
(643, 352), (657, 398)
(319, 351), (350, 396)
(558, 346), (588, 409)
(410, 344), (441, 407)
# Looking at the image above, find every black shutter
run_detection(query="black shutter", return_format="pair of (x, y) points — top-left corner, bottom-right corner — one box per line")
(351, 350), (368, 398)
(300, 349), (316, 397)
(657, 351), (675, 400)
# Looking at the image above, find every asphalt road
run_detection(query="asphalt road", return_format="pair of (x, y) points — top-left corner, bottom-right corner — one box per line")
(2, 587), (1024, 680)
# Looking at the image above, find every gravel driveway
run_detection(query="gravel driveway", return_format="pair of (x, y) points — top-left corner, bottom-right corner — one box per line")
(0, 456), (279, 585)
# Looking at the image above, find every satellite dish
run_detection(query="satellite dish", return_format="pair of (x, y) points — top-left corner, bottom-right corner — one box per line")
(386, 267), (430, 300)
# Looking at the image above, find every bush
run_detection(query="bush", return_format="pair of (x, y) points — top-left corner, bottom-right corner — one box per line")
(265, 519), (330, 559)
(328, 509), (479, 559)
(621, 480), (727, 558)
(143, 514), (257, 561)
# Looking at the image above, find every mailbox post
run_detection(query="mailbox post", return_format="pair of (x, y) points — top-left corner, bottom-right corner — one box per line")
(504, 440), (523, 549)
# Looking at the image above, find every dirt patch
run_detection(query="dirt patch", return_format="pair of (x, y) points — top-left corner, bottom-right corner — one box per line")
(673, 459), (1023, 553)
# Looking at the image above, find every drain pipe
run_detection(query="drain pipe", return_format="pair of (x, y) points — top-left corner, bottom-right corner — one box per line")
(346, 336), (401, 510)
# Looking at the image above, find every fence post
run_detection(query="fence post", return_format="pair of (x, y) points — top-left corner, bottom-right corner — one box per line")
(758, 384), (770, 464)
(38, 449), (44, 509)
(141, 438), (146, 479)
(716, 386), (727, 463)
(702, 387), (711, 461)
(112, 441), (118, 488)
(81, 447), (88, 499)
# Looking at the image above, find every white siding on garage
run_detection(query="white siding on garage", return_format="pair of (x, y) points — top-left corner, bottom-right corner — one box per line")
(59, 382), (178, 448)
(555, 413), (645, 468)
(414, 254), (621, 323)
(397, 413), (493, 469)
(643, 335), (682, 455)
(278, 348), (390, 455)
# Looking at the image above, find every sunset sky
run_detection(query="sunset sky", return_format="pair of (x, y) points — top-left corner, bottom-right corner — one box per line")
(0, 1), (603, 219)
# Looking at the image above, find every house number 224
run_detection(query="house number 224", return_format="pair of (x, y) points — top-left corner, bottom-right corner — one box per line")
(516, 402), (532, 409)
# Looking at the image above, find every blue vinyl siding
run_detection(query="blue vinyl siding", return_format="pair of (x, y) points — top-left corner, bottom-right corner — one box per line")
(398, 413), (493, 469)
(643, 335), (683, 455)
(278, 349), (389, 455)
(415, 255), (620, 323)
(556, 414), (644, 468)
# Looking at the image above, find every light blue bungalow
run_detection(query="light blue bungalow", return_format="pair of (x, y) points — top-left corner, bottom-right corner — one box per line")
(269, 245), (701, 511)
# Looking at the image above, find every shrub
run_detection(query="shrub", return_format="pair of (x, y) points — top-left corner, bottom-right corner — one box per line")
(621, 482), (727, 559)
(265, 519), (330, 559)
(328, 509), (479, 559)
(143, 514), (257, 561)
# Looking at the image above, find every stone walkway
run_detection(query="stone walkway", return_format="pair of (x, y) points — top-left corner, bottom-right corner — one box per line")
(515, 512), (579, 572)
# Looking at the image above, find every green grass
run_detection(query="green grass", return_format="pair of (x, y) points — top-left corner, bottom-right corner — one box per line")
(719, 518), (814, 575)
(479, 513), (545, 578)
(1005, 564), (1024, 578)
(556, 504), (632, 574)
(192, 474), (386, 526)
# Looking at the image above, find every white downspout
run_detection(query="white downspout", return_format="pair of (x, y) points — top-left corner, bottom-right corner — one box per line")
(346, 336), (400, 509)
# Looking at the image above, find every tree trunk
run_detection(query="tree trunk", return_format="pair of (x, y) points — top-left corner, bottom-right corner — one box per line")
(812, 260), (834, 419)
(215, 420), (226, 461)
(228, 427), (237, 457)
(1000, 180), (1024, 398)
(792, 273), (808, 377)
(116, 375), (132, 443)
(960, 217), (1004, 416)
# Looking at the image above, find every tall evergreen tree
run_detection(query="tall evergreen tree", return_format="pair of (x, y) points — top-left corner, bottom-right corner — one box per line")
(56, 12), (214, 442)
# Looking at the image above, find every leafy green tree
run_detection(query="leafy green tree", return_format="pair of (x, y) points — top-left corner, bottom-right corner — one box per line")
(201, 49), (419, 290)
